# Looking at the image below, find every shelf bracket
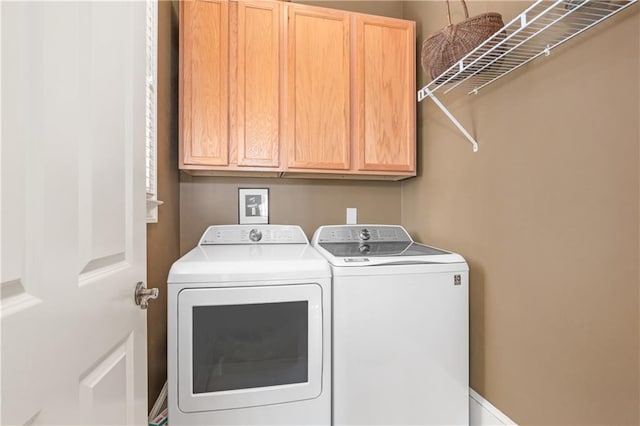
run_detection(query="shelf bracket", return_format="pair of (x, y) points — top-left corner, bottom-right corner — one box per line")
(421, 87), (479, 152)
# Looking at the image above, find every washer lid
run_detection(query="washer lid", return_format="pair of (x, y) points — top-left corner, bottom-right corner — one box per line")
(311, 224), (465, 266)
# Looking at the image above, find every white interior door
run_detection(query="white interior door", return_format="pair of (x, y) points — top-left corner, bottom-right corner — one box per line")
(1, 2), (148, 425)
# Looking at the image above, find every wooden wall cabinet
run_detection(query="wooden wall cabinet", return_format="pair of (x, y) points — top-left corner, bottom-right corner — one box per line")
(234, 0), (281, 168)
(180, 0), (229, 167)
(180, 0), (282, 173)
(285, 5), (351, 171)
(354, 14), (415, 173)
(180, 0), (416, 180)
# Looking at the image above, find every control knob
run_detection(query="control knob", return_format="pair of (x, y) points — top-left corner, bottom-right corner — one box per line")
(249, 229), (263, 242)
(359, 244), (371, 255)
(359, 228), (371, 241)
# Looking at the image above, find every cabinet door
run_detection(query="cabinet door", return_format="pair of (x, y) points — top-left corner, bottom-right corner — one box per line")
(354, 15), (415, 172)
(181, 0), (229, 166)
(286, 4), (350, 170)
(235, 0), (281, 167)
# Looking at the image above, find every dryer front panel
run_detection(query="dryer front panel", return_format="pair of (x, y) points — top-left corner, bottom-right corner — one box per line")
(177, 284), (323, 413)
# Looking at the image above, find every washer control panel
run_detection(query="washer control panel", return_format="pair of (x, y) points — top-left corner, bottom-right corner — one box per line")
(199, 225), (309, 245)
(314, 225), (412, 243)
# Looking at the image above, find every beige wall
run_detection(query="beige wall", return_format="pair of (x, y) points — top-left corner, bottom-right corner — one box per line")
(180, 176), (401, 253)
(402, 1), (639, 424)
(146, 0), (181, 410)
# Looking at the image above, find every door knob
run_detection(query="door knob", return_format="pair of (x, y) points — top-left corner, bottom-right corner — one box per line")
(135, 281), (159, 310)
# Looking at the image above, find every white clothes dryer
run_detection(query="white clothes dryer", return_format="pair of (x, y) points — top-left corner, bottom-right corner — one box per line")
(168, 225), (331, 426)
(311, 224), (469, 426)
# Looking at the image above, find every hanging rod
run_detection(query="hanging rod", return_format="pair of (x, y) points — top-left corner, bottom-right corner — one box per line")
(417, 0), (638, 151)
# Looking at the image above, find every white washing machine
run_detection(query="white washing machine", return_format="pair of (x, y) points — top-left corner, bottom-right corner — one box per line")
(168, 225), (331, 426)
(311, 224), (469, 426)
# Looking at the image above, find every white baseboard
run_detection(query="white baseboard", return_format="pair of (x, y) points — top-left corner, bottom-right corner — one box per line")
(469, 388), (518, 426)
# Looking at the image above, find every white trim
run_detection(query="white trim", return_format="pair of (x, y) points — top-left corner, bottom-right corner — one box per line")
(470, 388), (518, 426)
(145, 0), (161, 223)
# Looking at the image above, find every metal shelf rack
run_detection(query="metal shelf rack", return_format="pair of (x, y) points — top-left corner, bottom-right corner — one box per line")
(417, 0), (638, 152)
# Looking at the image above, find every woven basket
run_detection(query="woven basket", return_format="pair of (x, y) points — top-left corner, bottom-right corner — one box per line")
(421, 0), (504, 81)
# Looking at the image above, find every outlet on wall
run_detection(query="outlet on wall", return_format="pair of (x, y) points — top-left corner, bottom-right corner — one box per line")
(346, 208), (357, 224)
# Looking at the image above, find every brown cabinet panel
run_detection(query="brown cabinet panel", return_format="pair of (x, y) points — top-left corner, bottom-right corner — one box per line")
(235, 0), (281, 167)
(286, 5), (351, 170)
(354, 15), (415, 172)
(181, 0), (229, 166)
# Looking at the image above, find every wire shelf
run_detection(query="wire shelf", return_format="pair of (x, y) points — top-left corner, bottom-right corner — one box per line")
(418, 0), (637, 101)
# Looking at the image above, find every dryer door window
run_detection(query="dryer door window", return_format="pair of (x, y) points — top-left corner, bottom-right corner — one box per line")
(192, 300), (309, 393)
(177, 284), (323, 413)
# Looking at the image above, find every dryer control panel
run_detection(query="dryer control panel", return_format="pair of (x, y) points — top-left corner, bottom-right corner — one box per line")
(199, 225), (309, 245)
